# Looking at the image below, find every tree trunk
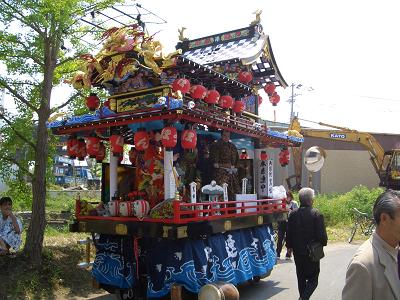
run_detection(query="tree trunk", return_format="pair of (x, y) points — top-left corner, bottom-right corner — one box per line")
(23, 39), (55, 266)
(23, 111), (49, 266)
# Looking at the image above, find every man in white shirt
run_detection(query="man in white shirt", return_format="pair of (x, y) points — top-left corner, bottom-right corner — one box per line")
(342, 190), (400, 300)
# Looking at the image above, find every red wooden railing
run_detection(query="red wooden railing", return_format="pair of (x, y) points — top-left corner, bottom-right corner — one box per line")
(75, 198), (287, 224)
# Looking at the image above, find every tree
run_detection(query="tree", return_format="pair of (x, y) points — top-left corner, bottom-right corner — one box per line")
(0, 0), (122, 266)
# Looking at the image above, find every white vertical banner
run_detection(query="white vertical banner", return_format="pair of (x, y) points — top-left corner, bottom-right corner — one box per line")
(267, 159), (274, 197)
(241, 178), (248, 194)
(222, 183), (228, 202)
(256, 149), (268, 198)
(163, 149), (176, 200)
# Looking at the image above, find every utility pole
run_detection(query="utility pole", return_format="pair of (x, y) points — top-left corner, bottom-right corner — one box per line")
(288, 83), (313, 123)
(289, 83), (295, 122)
(288, 83), (301, 123)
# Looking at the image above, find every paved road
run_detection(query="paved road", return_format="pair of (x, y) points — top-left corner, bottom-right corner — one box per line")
(82, 242), (361, 300)
(240, 242), (360, 299)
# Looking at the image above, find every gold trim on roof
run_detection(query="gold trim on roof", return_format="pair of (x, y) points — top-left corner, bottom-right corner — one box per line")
(263, 43), (271, 61)
(250, 9), (263, 26)
(178, 27), (188, 42)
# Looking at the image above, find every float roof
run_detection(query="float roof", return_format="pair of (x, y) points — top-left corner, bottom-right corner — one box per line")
(176, 24), (287, 88)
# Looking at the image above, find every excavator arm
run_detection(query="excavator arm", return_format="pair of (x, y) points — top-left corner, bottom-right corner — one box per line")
(299, 129), (385, 174)
(288, 117), (388, 188)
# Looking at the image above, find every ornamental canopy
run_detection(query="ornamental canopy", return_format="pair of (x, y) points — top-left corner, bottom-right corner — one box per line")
(48, 13), (301, 148)
(176, 24), (287, 89)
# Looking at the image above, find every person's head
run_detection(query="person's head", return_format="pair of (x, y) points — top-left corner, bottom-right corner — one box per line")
(286, 190), (294, 203)
(0, 197), (13, 216)
(298, 187), (315, 207)
(221, 130), (231, 142)
(373, 190), (400, 246)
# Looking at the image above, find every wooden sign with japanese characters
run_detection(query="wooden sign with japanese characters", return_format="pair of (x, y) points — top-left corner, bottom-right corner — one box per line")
(257, 158), (274, 198)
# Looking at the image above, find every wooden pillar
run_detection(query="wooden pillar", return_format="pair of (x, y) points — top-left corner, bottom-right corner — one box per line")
(189, 181), (197, 205)
(109, 152), (118, 201)
(164, 149), (176, 200)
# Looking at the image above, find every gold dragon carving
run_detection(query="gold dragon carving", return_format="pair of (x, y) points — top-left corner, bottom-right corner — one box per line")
(67, 24), (181, 89)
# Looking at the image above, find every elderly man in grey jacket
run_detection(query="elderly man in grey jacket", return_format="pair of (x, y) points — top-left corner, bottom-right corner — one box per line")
(342, 190), (400, 300)
(286, 187), (328, 300)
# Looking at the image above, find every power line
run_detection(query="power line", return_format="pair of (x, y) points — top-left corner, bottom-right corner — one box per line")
(357, 95), (400, 102)
(297, 102), (400, 113)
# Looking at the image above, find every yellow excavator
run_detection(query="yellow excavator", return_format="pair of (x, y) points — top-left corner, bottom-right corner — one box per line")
(287, 117), (400, 190)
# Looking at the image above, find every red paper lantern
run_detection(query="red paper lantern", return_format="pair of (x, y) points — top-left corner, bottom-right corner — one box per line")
(77, 139), (87, 161)
(181, 129), (197, 149)
(258, 95), (263, 106)
(67, 137), (79, 159)
(263, 83), (276, 95)
(260, 150), (269, 161)
(237, 71), (253, 84)
(172, 78), (191, 94)
(219, 95), (234, 109)
(86, 136), (100, 158)
(132, 199), (150, 218)
(103, 100), (110, 108)
(269, 92), (280, 106)
(86, 93), (100, 111)
(134, 130), (149, 152)
(161, 126), (177, 148)
(109, 135), (124, 156)
(233, 100), (245, 113)
(204, 89), (220, 105)
(279, 149), (290, 166)
(96, 142), (106, 163)
(190, 85), (207, 100)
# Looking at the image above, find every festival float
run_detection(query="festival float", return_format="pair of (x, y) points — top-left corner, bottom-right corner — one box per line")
(48, 12), (303, 300)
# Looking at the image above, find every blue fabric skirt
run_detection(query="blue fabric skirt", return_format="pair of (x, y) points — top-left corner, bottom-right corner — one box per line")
(91, 225), (276, 298)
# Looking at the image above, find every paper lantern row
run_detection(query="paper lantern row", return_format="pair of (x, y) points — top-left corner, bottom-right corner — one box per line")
(66, 128), (198, 162)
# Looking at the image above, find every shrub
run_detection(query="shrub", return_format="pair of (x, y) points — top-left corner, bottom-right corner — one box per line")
(313, 185), (384, 226)
(47, 192), (76, 212)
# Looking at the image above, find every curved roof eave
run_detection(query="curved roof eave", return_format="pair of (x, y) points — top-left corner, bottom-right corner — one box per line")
(266, 36), (288, 88)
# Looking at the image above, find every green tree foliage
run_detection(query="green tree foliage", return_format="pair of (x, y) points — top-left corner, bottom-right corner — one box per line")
(0, 180), (33, 211)
(0, 0), (123, 266)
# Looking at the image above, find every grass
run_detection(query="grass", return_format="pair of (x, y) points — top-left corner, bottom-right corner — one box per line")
(0, 232), (100, 300)
(326, 225), (370, 243)
(46, 194), (76, 213)
(326, 226), (351, 242)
